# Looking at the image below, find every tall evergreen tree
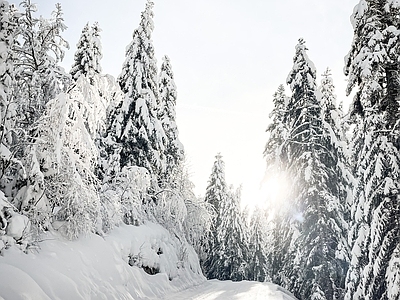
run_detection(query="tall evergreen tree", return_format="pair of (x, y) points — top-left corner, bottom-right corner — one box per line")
(68, 21), (116, 140)
(157, 55), (184, 187)
(263, 85), (292, 286)
(344, 1), (400, 299)
(104, 0), (165, 179)
(272, 39), (349, 299)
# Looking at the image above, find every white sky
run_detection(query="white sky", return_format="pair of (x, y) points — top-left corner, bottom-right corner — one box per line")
(18, 0), (358, 208)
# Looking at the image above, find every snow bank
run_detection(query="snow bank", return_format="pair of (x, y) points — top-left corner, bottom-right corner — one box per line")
(0, 222), (205, 300)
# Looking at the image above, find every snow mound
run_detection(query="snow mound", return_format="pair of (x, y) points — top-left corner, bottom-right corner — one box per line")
(0, 222), (205, 300)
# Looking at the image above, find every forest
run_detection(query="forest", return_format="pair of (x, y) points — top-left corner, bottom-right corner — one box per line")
(1, 0), (400, 299)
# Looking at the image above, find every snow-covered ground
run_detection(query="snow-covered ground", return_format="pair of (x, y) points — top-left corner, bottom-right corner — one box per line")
(0, 222), (295, 300)
(162, 280), (297, 300)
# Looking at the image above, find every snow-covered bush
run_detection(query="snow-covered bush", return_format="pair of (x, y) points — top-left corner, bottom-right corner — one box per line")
(0, 191), (31, 252)
(31, 91), (100, 239)
(100, 166), (150, 231)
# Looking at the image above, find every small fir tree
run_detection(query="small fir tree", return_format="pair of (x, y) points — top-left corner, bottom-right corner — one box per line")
(202, 153), (228, 277)
(213, 186), (249, 281)
(248, 208), (269, 282)
(70, 22), (103, 82)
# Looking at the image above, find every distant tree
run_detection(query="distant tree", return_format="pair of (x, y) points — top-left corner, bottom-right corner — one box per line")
(202, 155), (248, 281)
(70, 22), (103, 83)
(204, 153), (226, 227)
(213, 186), (249, 281)
(202, 153), (227, 276)
(180, 161), (213, 258)
(248, 208), (269, 282)
(104, 0), (165, 180)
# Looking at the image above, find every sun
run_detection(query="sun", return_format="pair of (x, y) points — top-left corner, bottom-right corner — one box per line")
(252, 172), (291, 213)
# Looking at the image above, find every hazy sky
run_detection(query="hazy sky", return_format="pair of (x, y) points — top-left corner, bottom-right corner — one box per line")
(17, 0), (358, 208)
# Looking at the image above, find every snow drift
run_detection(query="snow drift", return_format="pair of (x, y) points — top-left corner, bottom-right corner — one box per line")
(0, 222), (205, 300)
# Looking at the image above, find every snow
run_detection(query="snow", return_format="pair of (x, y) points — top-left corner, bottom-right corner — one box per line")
(0, 222), (205, 300)
(0, 221), (295, 300)
(5, 213), (30, 240)
(163, 279), (297, 300)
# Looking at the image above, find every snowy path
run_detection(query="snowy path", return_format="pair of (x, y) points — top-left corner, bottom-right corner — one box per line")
(162, 279), (297, 300)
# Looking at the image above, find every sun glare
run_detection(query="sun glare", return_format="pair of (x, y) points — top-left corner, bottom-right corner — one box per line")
(253, 172), (290, 213)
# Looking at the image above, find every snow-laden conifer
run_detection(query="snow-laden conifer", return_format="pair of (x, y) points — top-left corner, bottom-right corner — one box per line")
(264, 84), (288, 167)
(70, 22), (102, 82)
(105, 0), (165, 179)
(213, 186), (249, 281)
(344, 1), (400, 299)
(201, 153), (227, 277)
(157, 55), (184, 187)
(272, 39), (349, 299)
(104, 0), (166, 183)
(248, 208), (269, 282)
(263, 85), (292, 286)
(202, 155), (248, 281)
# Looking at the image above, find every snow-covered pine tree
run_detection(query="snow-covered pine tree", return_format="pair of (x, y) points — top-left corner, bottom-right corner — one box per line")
(68, 21), (117, 140)
(279, 39), (348, 299)
(201, 153), (227, 277)
(204, 153), (226, 228)
(157, 55), (184, 188)
(344, 1), (400, 299)
(263, 85), (292, 286)
(70, 22), (102, 83)
(248, 208), (269, 282)
(213, 186), (249, 281)
(318, 68), (352, 235)
(264, 84), (288, 168)
(104, 0), (165, 181)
